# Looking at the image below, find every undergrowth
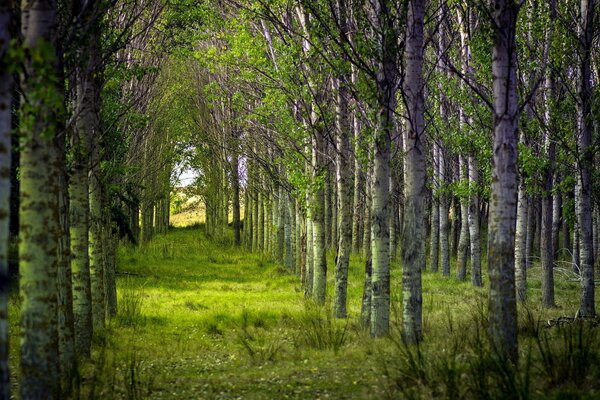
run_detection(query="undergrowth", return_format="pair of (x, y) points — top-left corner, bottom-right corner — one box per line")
(6, 225), (600, 399)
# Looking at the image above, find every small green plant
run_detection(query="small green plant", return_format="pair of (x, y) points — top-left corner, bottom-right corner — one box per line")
(236, 309), (283, 363)
(118, 278), (145, 327)
(295, 303), (348, 354)
(123, 350), (154, 400)
(535, 319), (599, 387)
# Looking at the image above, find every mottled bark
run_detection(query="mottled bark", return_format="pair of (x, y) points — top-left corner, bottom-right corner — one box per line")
(515, 181), (528, 302)
(439, 147), (450, 276)
(0, 5), (11, 397)
(367, 0), (399, 338)
(487, 0), (520, 362)
(285, 193), (294, 270)
(552, 189), (561, 257)
(104, 223), (117, 317)
(57, 129), (76, 396)
(456, 155), (469, 280)
(312, 133), (327, 305)
(20, 0), (61, 396)
(577, 0), (595, 317)
(276, 186), (285, 263)
(401, 0), (425, 343)
(90, 142), (105, 331)
(333, 51), (353, 318)
(430, 144), (440, 273)
(541, 55), (556, 308)
(70, 68), (94, 358)
(232, 153), (241, 246)
(468, 156), (482, 286)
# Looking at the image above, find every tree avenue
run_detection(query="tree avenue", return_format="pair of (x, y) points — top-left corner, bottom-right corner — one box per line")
(0, 0), (599, 398)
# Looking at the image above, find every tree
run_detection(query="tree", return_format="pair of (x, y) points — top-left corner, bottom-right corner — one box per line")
(401, 0), (425, 343)
(487, 0), (520, 362)
(576, 0), (595, 318)
(0, 3), (12, 398)
(19, 0), (62, 396)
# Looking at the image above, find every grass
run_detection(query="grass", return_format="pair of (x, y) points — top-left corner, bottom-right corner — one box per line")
(6, 222), (600, 399)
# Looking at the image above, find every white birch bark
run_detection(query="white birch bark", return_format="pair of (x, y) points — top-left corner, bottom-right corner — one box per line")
(487, 0), (520, 362)
(401, 0), (426, 343)
(577, 0), (595, 317)
(20, 0), (61, 396)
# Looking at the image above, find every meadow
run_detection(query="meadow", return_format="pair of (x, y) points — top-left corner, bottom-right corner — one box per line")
(7, 219), (600, 399)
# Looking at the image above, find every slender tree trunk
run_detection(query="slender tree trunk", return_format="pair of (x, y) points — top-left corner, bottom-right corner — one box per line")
(457, 155), (469, 280)
(361, 172), (373, 326)
(468, 156), (482, 286)
(334, 47), (353, 317)
(305, 199), (314, 296)
(70, 71), (93, 357)
(458, 5), (482, 286)
(232, 153), (241, 246)
(285, 193), (294, 270)
(57, 129), (76, 396)
(577, 0), (595, 317)
(0, 5), (11, 396)
(430, 144), (440, 273)
(401, 0), (425, 343)
(525, 196), (535, 271)
(541, 51), (557, 307)
(487, 0), (520, 362)
(515, 181), (528, 301)
(552, 189), (561, 258)
(312, 132), (327, 305)
(20, 0), (61, 395)
(439, 147), (450, 276)
(277, 185), (285, 262)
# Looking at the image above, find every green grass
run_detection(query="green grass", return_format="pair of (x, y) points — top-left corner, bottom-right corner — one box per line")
(7, 225), (600, 399)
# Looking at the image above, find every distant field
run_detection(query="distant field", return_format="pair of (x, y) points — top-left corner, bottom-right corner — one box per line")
(169, 191), (244, 228)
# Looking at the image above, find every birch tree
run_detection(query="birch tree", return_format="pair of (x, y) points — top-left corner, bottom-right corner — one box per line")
(487, 0), (520, 362)
(20, 0), (61, 396)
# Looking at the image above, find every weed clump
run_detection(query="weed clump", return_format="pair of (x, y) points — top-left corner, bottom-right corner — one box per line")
(295, 303), (348, 354)
(117, 278), (145, 327)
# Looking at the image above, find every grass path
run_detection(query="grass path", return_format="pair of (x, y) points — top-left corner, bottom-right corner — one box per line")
(85, 227), (380, 399)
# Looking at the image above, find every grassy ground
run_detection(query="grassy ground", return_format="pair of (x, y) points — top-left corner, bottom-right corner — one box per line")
(7, 223), (600, 399)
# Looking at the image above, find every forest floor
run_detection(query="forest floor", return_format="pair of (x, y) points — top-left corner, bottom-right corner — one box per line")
(7, 222), (600, 399)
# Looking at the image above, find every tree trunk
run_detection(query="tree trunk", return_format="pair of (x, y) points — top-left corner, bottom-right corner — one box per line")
(70, 67), (94, 357)
(430, 144), (440, 273)
(0, 5), (11, 396)
(439, 146), (450, 276)
(232, 153), (241, 246)
(487, 0), (520, 362)
(312, 132), (327, 305)
(468, 156), (482, 286)
(333, 37), (353, 316)
(515, 180), (528, 301)
(401, 0), (425, 343)
(57, 127), (76, 396)
(20, 0), (61, 395)
(552, 189), (561, 258)
(577, 0), (595, 317)
(456, 155), (469, 280)
(541, 51), (557, 307)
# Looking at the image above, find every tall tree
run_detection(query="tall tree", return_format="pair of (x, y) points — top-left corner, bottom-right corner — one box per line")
(577, 0), (595, 317)
(0, 3), (12, 398)
(487, 0), (520, 362)
(369, 0), (397, 337)
(19, 0), (62, 396)
(333, 0), (353, 319)
(401, 0), (425, 343)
